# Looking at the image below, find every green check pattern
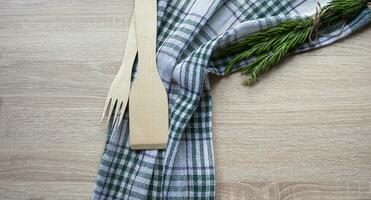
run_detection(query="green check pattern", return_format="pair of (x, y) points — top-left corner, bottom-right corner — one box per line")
(93, 0), (370, 199)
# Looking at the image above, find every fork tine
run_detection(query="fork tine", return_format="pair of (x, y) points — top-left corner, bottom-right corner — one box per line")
(101, 97), (112, 124)
(117, 106), (125, 127)
(113, 101), (122, 126)
(118, 98), (130, 126)
(107, 99), (117, 126)
(117, 98), (129, 126)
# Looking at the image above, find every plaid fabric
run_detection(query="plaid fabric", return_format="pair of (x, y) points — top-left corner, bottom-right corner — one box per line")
(92, 0), (370, 199)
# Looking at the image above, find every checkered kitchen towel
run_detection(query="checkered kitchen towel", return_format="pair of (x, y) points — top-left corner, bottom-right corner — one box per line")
(92, 0), (370, 199)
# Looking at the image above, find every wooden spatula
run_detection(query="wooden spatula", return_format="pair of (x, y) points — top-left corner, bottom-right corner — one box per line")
(101, 15), (137, 127)
(129, 0), (168, 150)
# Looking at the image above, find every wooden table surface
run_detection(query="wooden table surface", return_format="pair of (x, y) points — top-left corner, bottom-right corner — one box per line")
(1, 1), (370, 199)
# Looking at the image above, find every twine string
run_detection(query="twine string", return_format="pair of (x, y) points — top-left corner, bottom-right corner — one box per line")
(310, 2), (348, 42)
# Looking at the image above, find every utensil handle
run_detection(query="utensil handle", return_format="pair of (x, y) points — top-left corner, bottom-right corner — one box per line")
(135, 0), (157, 72)
(119, 15), (137, 74)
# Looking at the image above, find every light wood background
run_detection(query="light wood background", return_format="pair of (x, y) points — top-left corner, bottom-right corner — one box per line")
(0, 0), (370, 199)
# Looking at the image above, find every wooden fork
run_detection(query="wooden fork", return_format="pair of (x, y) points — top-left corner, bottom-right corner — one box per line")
(101, 15), (137, 127)
(129, 0), (168, 149)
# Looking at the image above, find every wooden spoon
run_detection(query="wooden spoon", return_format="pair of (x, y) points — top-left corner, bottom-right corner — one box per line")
(129, 0), (168, 149)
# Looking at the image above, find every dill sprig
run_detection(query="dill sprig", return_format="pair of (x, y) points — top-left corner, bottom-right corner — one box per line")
(218, 0), (369, 85)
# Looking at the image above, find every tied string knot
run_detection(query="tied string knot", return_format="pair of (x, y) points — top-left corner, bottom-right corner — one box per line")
(310, 2), (347, 42)
(310, 3), (325, 42)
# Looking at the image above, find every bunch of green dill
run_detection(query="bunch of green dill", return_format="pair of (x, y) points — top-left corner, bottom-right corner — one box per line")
(217, 0), (369, 85)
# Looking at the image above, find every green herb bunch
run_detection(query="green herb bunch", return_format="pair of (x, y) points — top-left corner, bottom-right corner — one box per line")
(217, 0), (369, 85)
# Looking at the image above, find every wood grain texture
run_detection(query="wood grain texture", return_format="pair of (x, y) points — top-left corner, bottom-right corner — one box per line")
(0, 0), (370, 199)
